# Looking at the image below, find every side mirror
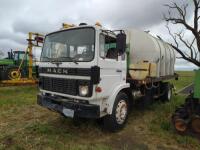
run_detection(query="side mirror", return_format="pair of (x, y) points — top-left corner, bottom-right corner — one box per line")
(116, 32), (126, 55)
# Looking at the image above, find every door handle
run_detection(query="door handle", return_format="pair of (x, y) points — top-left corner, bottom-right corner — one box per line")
(116, 69), (122, 73)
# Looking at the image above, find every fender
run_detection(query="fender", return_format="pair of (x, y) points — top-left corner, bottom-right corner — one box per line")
(106, 82), (130, 114)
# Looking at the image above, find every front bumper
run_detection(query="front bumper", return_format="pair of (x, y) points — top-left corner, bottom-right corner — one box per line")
(37, 94), (100, 119)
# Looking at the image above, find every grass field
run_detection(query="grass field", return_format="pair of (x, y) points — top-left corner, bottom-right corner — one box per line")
(0, 71), (199, 150)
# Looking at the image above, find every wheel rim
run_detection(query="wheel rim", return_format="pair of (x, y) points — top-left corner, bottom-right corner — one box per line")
(168, 88), (172, 100)
(174, 119), (187, 132)
(115, 100), (128, 125)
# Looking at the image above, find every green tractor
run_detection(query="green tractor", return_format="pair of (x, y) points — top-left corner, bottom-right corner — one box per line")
(0, 32), (43, 85)
(0, 50), (14, 65)
(172, 69), (200, 134)
(0, 50), (29, 81)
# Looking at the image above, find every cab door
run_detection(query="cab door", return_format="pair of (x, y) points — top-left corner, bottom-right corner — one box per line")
(97, 33), (126, 99)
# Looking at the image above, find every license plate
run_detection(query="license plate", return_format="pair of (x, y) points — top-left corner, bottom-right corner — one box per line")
(62, 108), (74, 118)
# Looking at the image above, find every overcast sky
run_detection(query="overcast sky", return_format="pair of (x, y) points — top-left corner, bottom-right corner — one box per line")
(0, 0), (197, 70)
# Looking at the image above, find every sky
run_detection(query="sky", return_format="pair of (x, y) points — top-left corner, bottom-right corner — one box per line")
(0, 0), (198, 70)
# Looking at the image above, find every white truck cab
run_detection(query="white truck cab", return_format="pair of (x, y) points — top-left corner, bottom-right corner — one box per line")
(37, 23), (177, 131)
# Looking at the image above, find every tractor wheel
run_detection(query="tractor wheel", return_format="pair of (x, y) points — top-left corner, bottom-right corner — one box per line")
(174, 118), (188, 133)
(191, 116), (200, 134)
(7, 68), (21, 80)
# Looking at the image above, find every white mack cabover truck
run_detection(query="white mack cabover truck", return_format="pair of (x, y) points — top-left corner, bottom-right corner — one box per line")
(37, 23), (177, 131)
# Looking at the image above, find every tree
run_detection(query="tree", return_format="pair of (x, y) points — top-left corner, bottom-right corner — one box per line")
(164, 0), (200, 67)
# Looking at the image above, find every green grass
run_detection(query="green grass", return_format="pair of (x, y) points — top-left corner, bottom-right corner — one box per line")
(0, 71), (199, 150)
(171, 71), (194, 91)
(0, 86), (36, 106)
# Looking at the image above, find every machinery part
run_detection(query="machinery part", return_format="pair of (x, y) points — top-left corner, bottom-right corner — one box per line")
(103, 92), (129, 132)
(0, 32), (43, 86)
(171, 93), (200, 135)
(27, 32), (44, 79)
(174, 118), (188, 133)
(191, 116), (200, 133)
(8, 68), (21, 80)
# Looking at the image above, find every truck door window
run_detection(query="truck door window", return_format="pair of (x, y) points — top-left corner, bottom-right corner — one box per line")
(99, 34), (118, 59)
(99, 34), (106, 58)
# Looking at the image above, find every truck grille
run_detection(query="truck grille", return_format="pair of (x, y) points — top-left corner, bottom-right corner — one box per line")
(40, 77), (77, 95)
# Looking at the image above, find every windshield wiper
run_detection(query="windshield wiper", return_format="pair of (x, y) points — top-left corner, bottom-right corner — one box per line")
(42, 57), (62, 65)
(58, 56), (78, 64)
(42, 56), (53, 62)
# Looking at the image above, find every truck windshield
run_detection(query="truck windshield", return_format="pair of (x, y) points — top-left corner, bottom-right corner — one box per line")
(41, 28), (95, 62)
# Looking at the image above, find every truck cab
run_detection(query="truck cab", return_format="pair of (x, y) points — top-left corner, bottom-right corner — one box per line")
(38, 24), (130, 131)
(13, 51), (29, 67)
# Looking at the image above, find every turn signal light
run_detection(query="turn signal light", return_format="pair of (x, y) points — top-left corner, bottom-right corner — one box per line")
(95, 86), (102, 93)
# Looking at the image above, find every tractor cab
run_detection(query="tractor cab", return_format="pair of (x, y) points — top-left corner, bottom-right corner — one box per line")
(13, 51), (29, 67)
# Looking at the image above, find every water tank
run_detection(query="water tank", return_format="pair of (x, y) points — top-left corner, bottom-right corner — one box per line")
(126, 29), (176, 80)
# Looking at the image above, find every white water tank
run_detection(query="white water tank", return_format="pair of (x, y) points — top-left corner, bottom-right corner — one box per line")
(126, 29), (176, 78)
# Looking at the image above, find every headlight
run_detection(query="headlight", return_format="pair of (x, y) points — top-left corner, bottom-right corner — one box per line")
(79, 85), (89, 96)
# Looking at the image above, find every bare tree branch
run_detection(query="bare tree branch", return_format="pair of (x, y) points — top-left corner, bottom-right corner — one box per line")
(163, 0), (200, 67)
(172, 45), (200, 66)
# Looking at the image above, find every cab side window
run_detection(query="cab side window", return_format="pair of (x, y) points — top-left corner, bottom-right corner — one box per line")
(99, 34), (118, 59)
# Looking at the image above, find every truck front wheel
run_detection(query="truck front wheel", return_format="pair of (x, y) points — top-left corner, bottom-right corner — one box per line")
(103, 92), (129, 132)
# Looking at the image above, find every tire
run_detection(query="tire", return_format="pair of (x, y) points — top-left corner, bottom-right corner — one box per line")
(103, 92), (129, 132)
(191, 116), (200, 134)
(161, 82), (172, 102)
(6, 67), (22, 80)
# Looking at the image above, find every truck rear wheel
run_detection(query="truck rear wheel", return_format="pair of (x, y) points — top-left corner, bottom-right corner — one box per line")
(161, 82), (172, 102)
(103, 92), (129, 132)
